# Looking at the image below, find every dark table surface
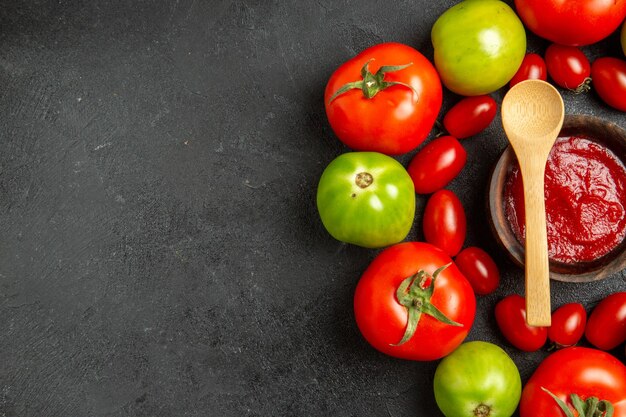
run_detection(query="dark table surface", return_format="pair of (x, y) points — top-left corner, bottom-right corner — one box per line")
(1, 1), (625, 416)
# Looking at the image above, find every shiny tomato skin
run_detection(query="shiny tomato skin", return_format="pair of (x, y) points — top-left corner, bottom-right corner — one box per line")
(520, 347), (626, 417)
(443, 95), (497, 139)
(407, 136), (466, 194)
(548, 303), (586, 348)
(432, 0), (526, 96)
(434, 342), (522, 417)
(591, 57), (626, 112)
(514, 0), (626, 46)
(545, 44), (591, 90)
(454, 247), (500, 295)
(423, 190), (466, 257)
(354, 242), (476, 361)
(325, 43), (442, 155)
(495, 294), (548, 352)
(316, 152), (416, 248)
(585, 292), (626, 350)
(509, 53), (547, 87)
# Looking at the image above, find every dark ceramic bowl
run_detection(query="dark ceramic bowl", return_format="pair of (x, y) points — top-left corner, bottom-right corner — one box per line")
(488, 114), (626, 283)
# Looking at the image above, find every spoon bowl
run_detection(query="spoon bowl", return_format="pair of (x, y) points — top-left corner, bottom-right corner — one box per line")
(501, 80), (565, 327)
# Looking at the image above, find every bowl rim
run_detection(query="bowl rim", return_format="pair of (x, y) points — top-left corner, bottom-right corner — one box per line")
(488, 114), (626, 283)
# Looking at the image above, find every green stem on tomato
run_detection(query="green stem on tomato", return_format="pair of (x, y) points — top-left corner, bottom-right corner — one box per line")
(391, 263), (461, 347)
(541, 387), (614, 417)
(327, 60), (418, 103)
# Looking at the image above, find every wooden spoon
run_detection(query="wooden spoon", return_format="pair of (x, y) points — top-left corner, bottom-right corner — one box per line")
(501, 80), (564, 327)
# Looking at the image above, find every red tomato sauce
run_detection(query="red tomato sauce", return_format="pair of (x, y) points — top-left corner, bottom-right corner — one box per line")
(504, 135), (626, 264)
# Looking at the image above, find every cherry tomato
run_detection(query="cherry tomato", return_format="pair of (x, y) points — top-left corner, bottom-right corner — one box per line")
(423, 190), (466, 257)
(325, 43), (442, 155)
(354, 242), (476, 361)
(544, 44), (591, 91)
(520, 347), (626, 417)
(495, 294), (548, 352)
(509, 53), (547, 87)
(585, 292), (626, 351)
(407, 136), (466, 194)
(454, 247), (500, 295)
(547, 303), (586, 349)
(514, 0), (626, 46)
(591, 57), (626, 112)
(442, 95), (497, 139)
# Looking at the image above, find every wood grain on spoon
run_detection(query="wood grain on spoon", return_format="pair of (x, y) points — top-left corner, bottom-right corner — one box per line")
(501, 80), (564, 327)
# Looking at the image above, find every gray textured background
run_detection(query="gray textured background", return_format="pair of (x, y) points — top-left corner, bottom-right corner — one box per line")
(0, 1), (624, 416)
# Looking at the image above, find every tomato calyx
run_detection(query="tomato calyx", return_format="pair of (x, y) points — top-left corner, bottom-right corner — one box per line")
(570, 77), (592, 94)
(391, 263), (462, 346)
(541, 387), (615, 417)
(328, 60), (418, 103)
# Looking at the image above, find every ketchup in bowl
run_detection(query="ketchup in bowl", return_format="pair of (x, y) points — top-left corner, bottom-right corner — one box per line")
(504, 135), (626, 264)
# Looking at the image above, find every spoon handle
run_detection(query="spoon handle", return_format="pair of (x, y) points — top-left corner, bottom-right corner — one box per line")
(521, 160), (551, 327)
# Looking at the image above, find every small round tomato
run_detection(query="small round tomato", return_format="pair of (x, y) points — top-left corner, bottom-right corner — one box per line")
(316, 152), (415, 248)
(443, 95), (497, 139)
(545, 44), (591, 92)
(515, 0), (626, 46)
(432, 0), (526, 95)
(591, 57), (626, 112)
(548, 303), (586, 349)
(495, 294), (548, 352)
(510, 53), (547, 87)
(434, 341), (522, 417)
(585, 292), (626, 351)
(325, 42), (442, 155)
(520, 347), (626, 417)
(423, 190), (466, 257)
(407, 136), (466, 194)
(354, 242), (476, 361)
(454, 247), (500, 295)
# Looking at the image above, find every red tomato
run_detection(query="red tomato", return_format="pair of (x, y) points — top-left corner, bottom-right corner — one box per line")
(354, 242), (476, 361)
(442, 95), (497, 139)
(547, 303), (586, 349)
(509, 53), (547, 87)
(454, 247), (500, 295)
(423, 190), (466, 257)
(520, 347), (626, 417)
(325, 43), (442, 155)
(544, 44), (591, 91)
(514, 0), (626, 46)
(585, 292), (626, 350)
(407, 136), (466, 194)
(495, 294), (548, 352)
(591, 57), (626, 112)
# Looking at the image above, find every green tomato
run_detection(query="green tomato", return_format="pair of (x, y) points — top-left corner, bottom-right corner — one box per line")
(316, 152), (415, 248)
(433, 341), (522, 417)
(432, 0), (527, 96)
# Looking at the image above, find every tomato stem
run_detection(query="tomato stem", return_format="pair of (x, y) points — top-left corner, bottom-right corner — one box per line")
(327, 60), (418, 103)
(541, 387), (614, 417)
(391, 263), (461, 346)
(571, 77), (592, 94)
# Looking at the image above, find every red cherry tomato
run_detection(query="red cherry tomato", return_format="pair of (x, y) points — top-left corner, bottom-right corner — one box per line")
(407, 136), (466, 194)
(495, 294), (548, 352)
(325, 43), (442, 155)
(423, 190), (466, 257)
(354, 242), (476, 361)
(442, 95), (497, 139)
(585, 292), (626, 351)
(454, 247), (500, 295)
(547, 303), (586, 349)
(514, 0), (626, 46)
(545, 44), (591, 91)
(509, 53), (547, 87)
(591, 57), (626, 112)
